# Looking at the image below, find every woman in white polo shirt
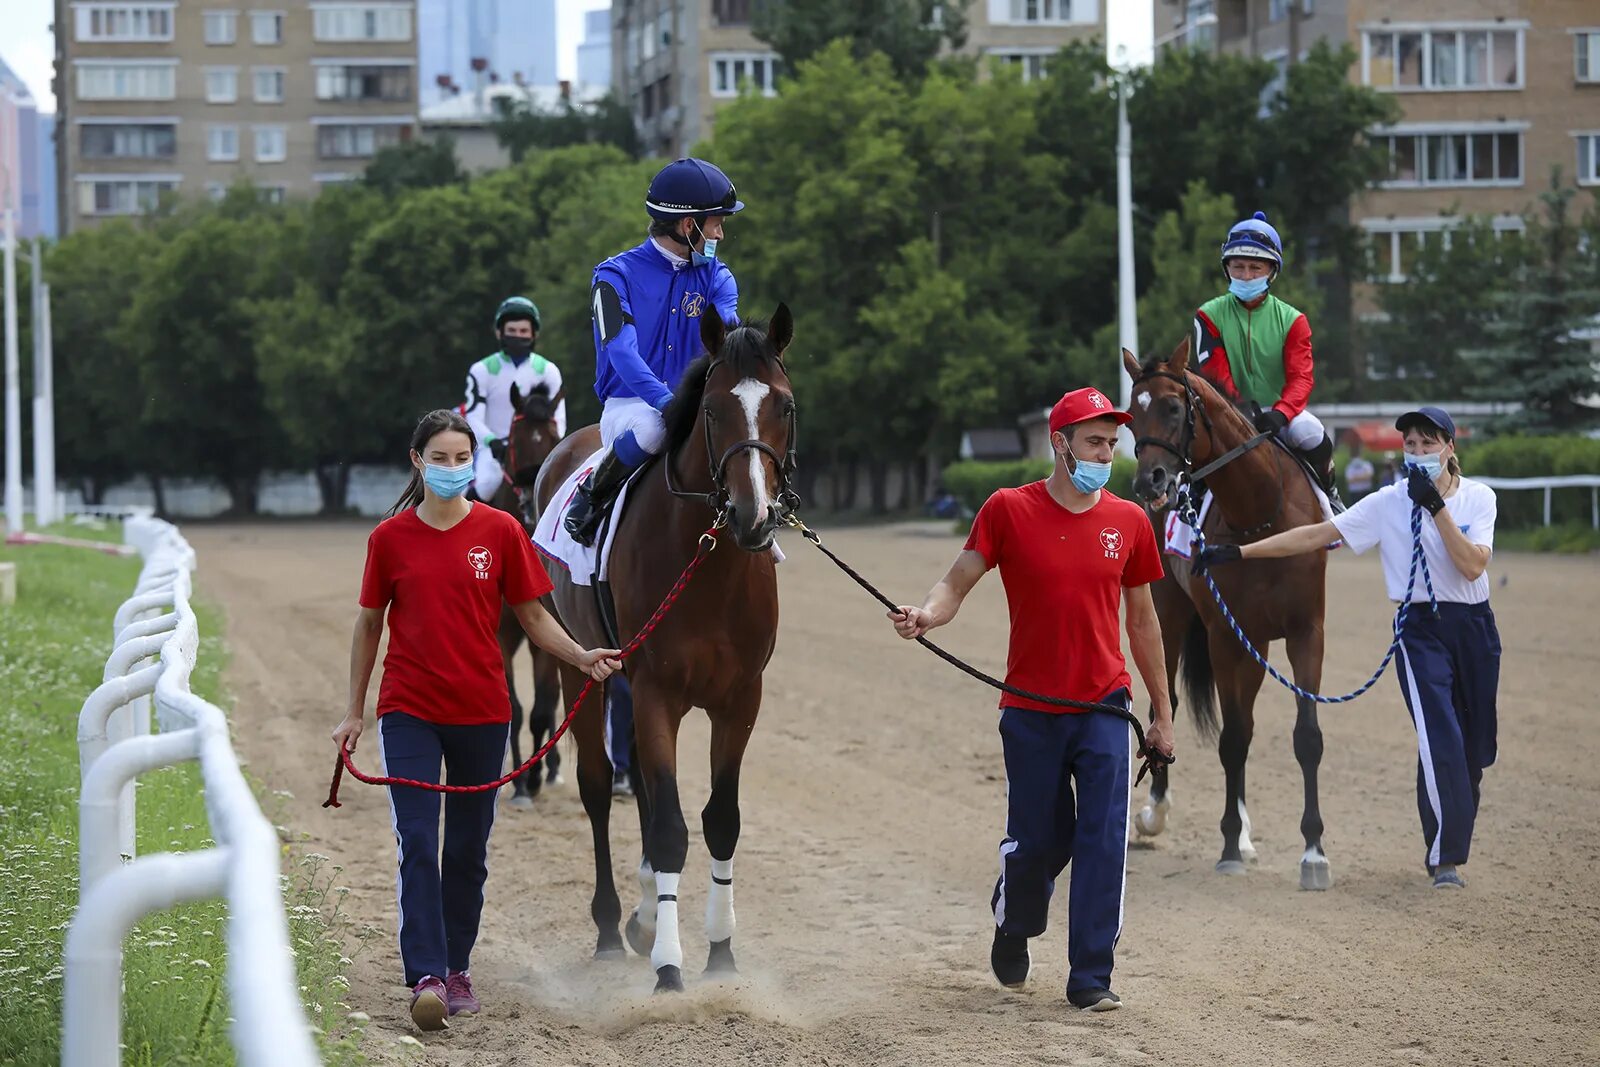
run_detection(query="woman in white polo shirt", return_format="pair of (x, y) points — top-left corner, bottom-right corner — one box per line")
(1196, 407), (1499, 890)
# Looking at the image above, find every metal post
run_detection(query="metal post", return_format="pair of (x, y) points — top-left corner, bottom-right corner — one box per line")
(3, 209), (21, 534)
(1591, 486), (1596, 530)
(1544, 486), (1552, 527)
(35, 275), (56, 527)
(1115, 86), (1137, 457)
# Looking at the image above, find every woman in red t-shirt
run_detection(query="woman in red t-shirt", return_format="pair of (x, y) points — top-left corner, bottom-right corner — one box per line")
(331, 409), (620, 1033)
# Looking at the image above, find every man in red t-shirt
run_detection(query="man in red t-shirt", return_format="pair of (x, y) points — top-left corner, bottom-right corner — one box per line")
(892, 387), (1175, 1012)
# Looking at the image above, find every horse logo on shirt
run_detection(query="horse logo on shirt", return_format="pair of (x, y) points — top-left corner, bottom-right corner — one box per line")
(1099, 528), (1123, 559)
(681, 292), (706, 318)
(467, 546), (493, 580)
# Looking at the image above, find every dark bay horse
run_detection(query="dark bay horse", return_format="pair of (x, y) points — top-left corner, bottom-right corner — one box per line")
(1121, 338), (1334, 891)
(486, 382), (566, 807)
(533, 305), (795, 991)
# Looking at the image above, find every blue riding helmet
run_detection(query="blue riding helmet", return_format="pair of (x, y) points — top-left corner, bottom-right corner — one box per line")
(645, 158), (744, 221)
(1221, 211), (1284, 274)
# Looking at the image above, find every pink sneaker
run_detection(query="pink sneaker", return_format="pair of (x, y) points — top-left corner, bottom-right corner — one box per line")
(445, 970), (480, 1015)
(409, 975), (448, 1031)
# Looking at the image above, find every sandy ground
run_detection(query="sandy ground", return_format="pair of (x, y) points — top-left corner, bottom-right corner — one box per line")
(185, 519), (1600, 1067)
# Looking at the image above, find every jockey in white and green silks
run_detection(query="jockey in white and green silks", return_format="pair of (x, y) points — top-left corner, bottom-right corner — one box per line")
(463, 296), (566, 500)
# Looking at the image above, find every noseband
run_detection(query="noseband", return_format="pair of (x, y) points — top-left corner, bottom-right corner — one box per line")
(666, 357), (801, 517)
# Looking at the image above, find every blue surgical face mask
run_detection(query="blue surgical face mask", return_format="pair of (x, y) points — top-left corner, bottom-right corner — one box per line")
(1403, 451), (1444, 480)
(1229, 275), (1270, 302)
(1065, 443), (1112, 494)
(423, 461), (474, 500)
(692, 236), (719, 267)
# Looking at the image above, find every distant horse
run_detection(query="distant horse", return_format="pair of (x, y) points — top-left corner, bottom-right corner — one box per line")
(1121, 338), (1334, 891)
(486, 382), (566, 808)
(533, 305), (795, 991)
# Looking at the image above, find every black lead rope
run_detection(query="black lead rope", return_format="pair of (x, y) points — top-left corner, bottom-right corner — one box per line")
(789, 520), (1175, 785)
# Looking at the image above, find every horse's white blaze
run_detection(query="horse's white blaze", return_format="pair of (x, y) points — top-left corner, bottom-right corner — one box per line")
(1237, 798), (1257, 859)
(1137, 392), (1152, 410)
(731, 378), (771, 519)
(650, 871), (683, 972)
(706, 858), (735, 943)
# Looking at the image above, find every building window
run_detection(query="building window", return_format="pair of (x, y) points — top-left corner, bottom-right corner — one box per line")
(75, 62), (176, 101)
(204, 10), (237, 44)
(315, 64), (414, 102)
(79, 123), (177, 160)
(74, 4), (175, 42)
(208, 125), (241, 162)
(991, 52), (1051, 83)
(1268, 0), (1310, 21)
(1363, 217), (1524, 283)
(204, 67), (240, 103)
(257, 186), (288, 205)
(253, 67), (286, 102)
(1363, 26), (1522, 91)
(250, 10), (284, 44)
(1377, 128), (1522, 187)
(254, 125), (287, 162)
(316, 123), (406, 159)
(1577, 134), (1600, 186)
(313, 5), (413, 42)
(709, 53), (781, 97)
(711, 0), (751, 26)
(998, 0), (1094, 26)
(78, 178), (177, 217)
(1576, 31), (1600, 84)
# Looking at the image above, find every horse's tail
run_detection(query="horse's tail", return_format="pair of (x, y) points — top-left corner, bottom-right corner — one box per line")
(1180, 613), (1219, 741)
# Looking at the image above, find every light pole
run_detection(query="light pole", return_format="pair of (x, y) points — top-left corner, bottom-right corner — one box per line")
(1113, 14), (1218, 454)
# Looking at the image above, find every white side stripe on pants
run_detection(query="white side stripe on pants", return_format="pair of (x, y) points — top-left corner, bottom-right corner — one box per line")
(1399, 644), (1445, 867)
(378, 724), (409, 957)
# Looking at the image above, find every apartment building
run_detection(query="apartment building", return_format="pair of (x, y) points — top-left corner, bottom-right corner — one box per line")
(612, 0), (1106, 159)
(53, 0), (418, 232)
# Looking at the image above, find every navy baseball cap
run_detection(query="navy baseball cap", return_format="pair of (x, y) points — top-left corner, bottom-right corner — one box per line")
(1395, 406), (1456, 438)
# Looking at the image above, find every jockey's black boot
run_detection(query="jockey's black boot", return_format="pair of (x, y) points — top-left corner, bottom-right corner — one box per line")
(564, 451), (632, 547)
(1305, 434), (1344, 513)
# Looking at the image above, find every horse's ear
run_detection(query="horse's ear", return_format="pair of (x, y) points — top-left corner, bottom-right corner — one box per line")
(1168, 334), (1192, 373)
(509, 382), (523, 407)
(767, 302), (794, 358)
(1121, 347), (1140, 379)
(701, 308), (726, 356)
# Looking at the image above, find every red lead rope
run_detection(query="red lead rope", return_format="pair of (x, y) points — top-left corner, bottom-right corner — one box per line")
(323, 523), (723, 809)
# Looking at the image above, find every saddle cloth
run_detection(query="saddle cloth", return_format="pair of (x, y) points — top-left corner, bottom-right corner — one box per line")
(1163, 451), (1340, 559)
(531, 447), (635, 587)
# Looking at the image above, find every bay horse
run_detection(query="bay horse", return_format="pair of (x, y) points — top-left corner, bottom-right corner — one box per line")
(486, 382), (566, 808)
(1121, 337), (1334, 891)
(533, 304), (795, 991)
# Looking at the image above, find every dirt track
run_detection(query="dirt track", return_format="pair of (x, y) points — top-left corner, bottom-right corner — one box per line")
(186, 520), (1600, 1067)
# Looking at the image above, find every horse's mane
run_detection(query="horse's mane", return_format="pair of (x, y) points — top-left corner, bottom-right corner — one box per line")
(1137, 353), (1259, 442)
(661, 320), (778, 457)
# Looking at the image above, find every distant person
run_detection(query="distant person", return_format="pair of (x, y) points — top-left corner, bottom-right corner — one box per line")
(1345, 441), (1375, 502)
(926, 485), (962, 520)
(463, 296), (566, 501)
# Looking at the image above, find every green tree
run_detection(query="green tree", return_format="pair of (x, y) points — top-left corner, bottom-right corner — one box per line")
(1469, 177), (1600, 433)
(363, 136), (466, 196)
(752, 0), (969, 82)
(492, 93), (641, 163)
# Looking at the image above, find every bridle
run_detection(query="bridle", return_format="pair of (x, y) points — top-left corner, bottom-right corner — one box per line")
(1131, 366), (1284, 538)
(665, 356), (801, 519)
(499, 400), (559, 528)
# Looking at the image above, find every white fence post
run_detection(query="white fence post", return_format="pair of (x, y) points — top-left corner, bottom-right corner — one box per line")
(1473, 475), (1600, 531)
(63, 509), (321, 1067)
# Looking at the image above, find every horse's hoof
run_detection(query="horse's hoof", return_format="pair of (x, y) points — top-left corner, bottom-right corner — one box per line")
(1133, 805), (1167, 837)
(506, 793), (534, 810)
(653, 965), (684, 994)
(594, 928), (625, 960)
(625, 912), (654, 957)
(547, 769), (565, 787)
(1300, 856), (1333, 892)
(595, 945), (627, 961)
(1216, 859), (1248, 876)
(705, 939), (737, 975)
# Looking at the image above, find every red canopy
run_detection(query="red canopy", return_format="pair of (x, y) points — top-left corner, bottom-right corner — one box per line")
(1341, 420), (1472, 453)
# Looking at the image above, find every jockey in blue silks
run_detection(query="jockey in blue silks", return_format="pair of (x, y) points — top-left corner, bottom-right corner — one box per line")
(564, 157), (743, 545)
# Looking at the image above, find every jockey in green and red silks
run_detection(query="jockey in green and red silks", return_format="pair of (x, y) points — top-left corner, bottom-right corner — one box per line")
(1193, 211), (1339, 502)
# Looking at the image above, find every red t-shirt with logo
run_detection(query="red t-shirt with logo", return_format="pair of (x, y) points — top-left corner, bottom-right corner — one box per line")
(963, 481), (1164, 713)
(359, 503), (554, 725)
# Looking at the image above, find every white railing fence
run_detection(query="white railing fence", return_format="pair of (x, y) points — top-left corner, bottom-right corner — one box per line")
(1473, 474), (1600, 528)
(62, 511), (320, 1067)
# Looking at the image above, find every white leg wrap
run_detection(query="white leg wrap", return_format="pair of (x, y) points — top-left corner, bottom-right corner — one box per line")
(650, 871), (683, 972)
(706, 858), (735, 943)
(1134, 788), (1171, 837)
(1238, 799), (1258, 859)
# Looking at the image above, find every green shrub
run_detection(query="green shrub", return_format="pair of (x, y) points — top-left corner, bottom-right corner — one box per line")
(942, 456), (1140, 515)
(1459, 435), (1600, 529)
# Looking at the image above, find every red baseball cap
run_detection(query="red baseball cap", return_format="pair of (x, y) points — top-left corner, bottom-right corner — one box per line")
(1049, 387), (1132, 434)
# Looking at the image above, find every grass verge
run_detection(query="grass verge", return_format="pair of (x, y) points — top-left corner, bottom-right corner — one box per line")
(0, 527), (365, 1066)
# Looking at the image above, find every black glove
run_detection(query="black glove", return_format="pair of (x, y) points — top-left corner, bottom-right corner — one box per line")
(1194, 543), (1242, 575)
(1252, 407), (1289, 434)
(488, 437), (508, 464)
(1407, 466), (1446, 516)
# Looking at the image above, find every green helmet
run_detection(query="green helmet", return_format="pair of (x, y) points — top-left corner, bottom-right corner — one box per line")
(493, 295), (541, 332)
